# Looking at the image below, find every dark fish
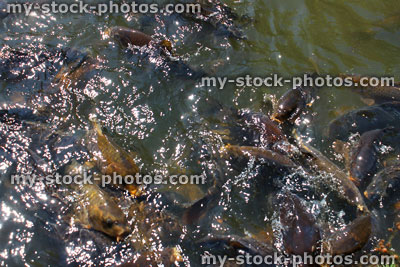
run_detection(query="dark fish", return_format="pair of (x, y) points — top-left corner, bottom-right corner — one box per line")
(326, 215), (372, 255)
(197, 234), (276, 257)
(364, 165), (400, 208)
(342, 75), (400, 103)
(278, 192), (321, 255)
(328, 102), (400, 141)
(109, 26), (154, 48)
(0, 108), (47, 124)
(349, 128), (387, 187)
(180, 0), (247, 39)
(220, 144), (296, 168)
(294, 130), (369, 212)
(182, 181), (221, 225)
(272, 86), (313, 123)
(109, 26), (174, 54)
(0, 46), (91, 84)
(109, 26), (205, 79)
(238, 110), (287, 148)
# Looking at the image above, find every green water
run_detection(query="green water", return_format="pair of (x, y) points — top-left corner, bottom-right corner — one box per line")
(0, 0), (399, 266)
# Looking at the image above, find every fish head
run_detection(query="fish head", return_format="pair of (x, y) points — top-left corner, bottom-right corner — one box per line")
(89, 204), (131, 241)
(101, 215), (131, 242)
(108, 27), (131, 48)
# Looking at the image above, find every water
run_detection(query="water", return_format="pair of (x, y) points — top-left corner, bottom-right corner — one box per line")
(0, 0), (400, 266)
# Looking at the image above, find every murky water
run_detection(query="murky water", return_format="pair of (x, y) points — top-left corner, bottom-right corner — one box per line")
(0, 0), (400, 266)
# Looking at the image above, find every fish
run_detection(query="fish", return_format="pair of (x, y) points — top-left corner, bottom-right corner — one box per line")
(348, 128), (387, 187)
(294, 130), (369, 213)
(272, 86), (314, 124)
(108, 26), (172, 53)
(238, 110), (288, 148)
(364, 165), (400, 208)
(278, 192), (321, 255)
(89, 121), (139, 171)
(108, 26), (154, 48)
(87, 121), (141, 195)
(220, 144), (296, 168)
(182, 181), (221, 225)
(108, 26), (206, 79)
(325, 215), (372, 255)
(342, 75), (400, 103)
(48, 49), (99, 93)
(180, 0), (247, 39)
(328, 102), (400, 141)
(197, 234), (276, 257)
(65, 161), (131, 241)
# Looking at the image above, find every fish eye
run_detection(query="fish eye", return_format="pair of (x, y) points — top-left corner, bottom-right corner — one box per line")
(106, 219), (114, 228)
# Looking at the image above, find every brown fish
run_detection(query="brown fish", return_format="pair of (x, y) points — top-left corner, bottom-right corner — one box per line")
(364, 165), (400, 208)
(65, 161), (131, 241)
(220, 144), (296, 168)
(182, 181), (221, 225)
(326, 215), (372, 255)
(197, 234), (276, 257)
(341, 75), (400, 103)
(294, 130), (369, 212)
(272, 86), (313, 123)
(108, 26), (172, 52)
(278, 192), (321, 255)
(91, 121), (139, 177)
(87, 121), (141, 195)
(349, 128), (386, 187)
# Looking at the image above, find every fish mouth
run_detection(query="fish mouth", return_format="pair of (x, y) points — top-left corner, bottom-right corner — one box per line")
(115, 226), (131, 242)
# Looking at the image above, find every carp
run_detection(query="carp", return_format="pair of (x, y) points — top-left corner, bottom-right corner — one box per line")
(324, 215), (372, 255)
(272, 86), (314, 124)
(87, 120), (141, 195)
(278, 192), (321, 255)
(294, 130), (369, 212)
(348, 128), (387, 187)
(108, 26), (172, 53)
(342, 75), (400, 103)
(220, 144), (296, 168)
(64, 161), (131, 241)
(180, 0), (247, 39)
(108, 26), (206, 79)
(328, 102), (400, 141)
(364, 165), (400, 208)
